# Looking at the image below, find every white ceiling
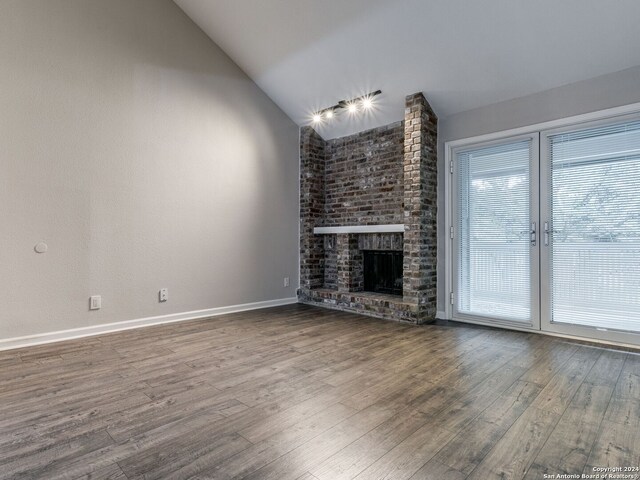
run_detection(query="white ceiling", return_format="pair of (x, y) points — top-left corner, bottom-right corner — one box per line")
(174, 0), (640, 139)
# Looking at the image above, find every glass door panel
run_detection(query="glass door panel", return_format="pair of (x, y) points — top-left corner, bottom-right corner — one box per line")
(543, 120), (640, 336)
(454, 136), (539, 326)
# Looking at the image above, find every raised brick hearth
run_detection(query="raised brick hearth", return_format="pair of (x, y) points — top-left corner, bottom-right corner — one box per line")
(298, 92), (437, 323)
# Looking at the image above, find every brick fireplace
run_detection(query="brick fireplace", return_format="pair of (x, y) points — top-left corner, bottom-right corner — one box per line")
(298, 92), (437, 323)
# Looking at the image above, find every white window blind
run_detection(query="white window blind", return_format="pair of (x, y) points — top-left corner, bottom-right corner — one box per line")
(457, 140), (532, 322)
(549, 121), (640, 332)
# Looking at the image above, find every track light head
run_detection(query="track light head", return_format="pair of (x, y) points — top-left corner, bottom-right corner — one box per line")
(309, 90), (381, 125)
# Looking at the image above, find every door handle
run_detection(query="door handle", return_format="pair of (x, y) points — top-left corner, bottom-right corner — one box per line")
(544, 222), (549, 246)
(543, 222), (561, 246)
(520, 223), (537, 246)
(530, 222), (536, 247)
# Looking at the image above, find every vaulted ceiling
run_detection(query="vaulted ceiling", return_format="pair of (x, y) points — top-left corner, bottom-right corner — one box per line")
(174, 0), (640, 139)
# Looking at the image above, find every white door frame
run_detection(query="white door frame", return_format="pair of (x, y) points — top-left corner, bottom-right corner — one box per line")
(444, 101), (640, 345)
(539, 112), (640, 346)
(449, 133), (540, 331)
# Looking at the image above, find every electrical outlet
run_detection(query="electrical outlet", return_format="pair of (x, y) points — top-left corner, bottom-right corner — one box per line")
(159, 288), (168, 302)
(90, 295), (101, 310)
(283, 277), (290, 287)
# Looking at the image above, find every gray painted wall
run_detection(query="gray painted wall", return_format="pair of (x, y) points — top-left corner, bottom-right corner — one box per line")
(0, 0), (299, 339)
(436, 66), (640, 313)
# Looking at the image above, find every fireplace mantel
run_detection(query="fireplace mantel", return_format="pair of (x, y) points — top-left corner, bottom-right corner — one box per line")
(313, 224), (404, 235)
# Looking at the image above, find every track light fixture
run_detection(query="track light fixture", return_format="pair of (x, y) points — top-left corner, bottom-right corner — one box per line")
(311, 90), (381, 124)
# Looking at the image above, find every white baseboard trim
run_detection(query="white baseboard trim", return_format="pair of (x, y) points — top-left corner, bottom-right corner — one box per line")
(436, 310), (447, 320)
(0, 297), (299, 352)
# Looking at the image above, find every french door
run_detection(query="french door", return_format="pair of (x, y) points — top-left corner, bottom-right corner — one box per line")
(452, 134), (540, 330)
(452, 115), (640, 346)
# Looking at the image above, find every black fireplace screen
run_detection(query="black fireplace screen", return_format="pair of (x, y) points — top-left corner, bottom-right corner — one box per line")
(363, 251), (403, 296)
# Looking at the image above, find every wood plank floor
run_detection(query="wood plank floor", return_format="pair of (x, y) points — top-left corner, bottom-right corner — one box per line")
(1, 304), (639, 480)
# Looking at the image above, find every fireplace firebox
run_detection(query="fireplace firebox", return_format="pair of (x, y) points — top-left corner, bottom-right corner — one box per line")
(363, 251), (403, 296)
